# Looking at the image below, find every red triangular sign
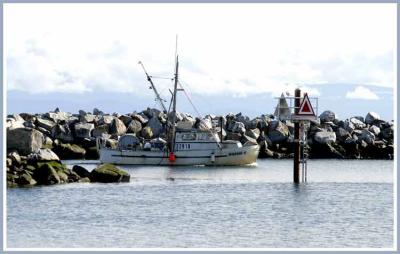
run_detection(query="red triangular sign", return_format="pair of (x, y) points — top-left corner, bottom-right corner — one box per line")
(298, 93), (315, 116)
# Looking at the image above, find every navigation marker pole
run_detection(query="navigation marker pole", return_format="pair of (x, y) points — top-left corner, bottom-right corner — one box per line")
(294, 88), (301, 184)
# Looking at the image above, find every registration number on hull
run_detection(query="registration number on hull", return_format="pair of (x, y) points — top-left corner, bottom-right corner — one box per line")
(175, 143), (191, 150)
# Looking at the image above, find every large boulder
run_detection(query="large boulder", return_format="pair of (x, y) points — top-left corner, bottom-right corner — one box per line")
(127, 119), (142, 134)
(28, 148), (60, 161)
(51, 124), (74, 143)
(33, 162), (61, 185)
(92, 124), (109, 138)
(359, 129), (375, 145)
(176, 120), (194, 130)
(381, 125), (394, 140)
(36, 118), (56, 132)
(319, 110), (336, 123)
(7, 128), (44, 155)
(342, 120), (355, 133)
(350, 117), (366, 129)
(309, 142), (344, 159)
(74, 123), (95, 139)
(141, 126), (153, 139)
(98, 115), (114, 125)
(314, 131), (336, 144)
(45, 111), (71, 122)
(79, 113), (96, 123)
(335, 128), (351, 143)
(267, 120), (289, 143)
(131, 114), (148, 125)
(109, 118), (127, 136)
(226, 132), (242, 141)
(245, 128), (260, 140)
(119, 115), (133, 126)
(365, 112), (380, 125)
(53, 143), (86, 159)
(8, 151), (22, 165)
(147, 117), (163, 137)
(72, 165), (90, 178)
(6, 115), (25, 130)
(369, 125), (381, 136)
(89, 164), (130, 183)
(198, 118), (212, 131)
(16, 172), (37, 186)
(93, 108), (104, 115)
(232, 121), (246, 134)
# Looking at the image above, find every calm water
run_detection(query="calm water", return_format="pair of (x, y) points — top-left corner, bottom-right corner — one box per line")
(7, 159), (394, 248)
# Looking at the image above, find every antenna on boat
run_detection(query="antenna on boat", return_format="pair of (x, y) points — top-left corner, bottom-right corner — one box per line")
(138, 61), (168, 113)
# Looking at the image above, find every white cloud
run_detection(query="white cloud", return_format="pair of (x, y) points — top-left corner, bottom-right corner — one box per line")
(4, 3), (396, 98)
(345, 86), (380, 100)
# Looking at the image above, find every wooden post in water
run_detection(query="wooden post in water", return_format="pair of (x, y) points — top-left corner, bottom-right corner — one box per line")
(293, 88), (301, 183)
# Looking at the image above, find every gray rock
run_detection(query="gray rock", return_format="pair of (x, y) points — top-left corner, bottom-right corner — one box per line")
(381, 125), (393, 140)
(359, 129), (375, 145)
(257, 115), (271, 131)
(319, 110), (336, 123)
(119, 115), (133, 126)
(245, 128), (260, 140)
(110, 118), (127, 136)
(267, 120), (289, 143)
(28, 148), (60, 161)
(23, 121), (35, 128)
(16, 172), (37, 186)
(36, 118), (56, 131)
(176, 120), (194, 130)
(98, 115), (114, 125)
(314, 131), (336, 144)
(74, 123), (95, 139)
(127, 120), (142, 134)
(89, 164), (130, 183)
(6, 117), (25, 130)
(141, 126), (153, 139)
(335, 128), (351, 143)
(7, 128), (44, 155)
(53, 143), (86, 159)
(235, 113), (251, 127)
(33, 162), (61, 185)
(343, 120), (355, 133)
(232, 121), (246, 134)
(92, 124), (110, 138)
(369, 125), (381, 136)
(350, 117), (366, 129)
(143, 108), (162, 118)
(51, 124), (74, 143)
(79, 113), (96, 123)
(93, 108), (103, 115)
(240, 135), (258, 146)
(365, 112), (381, 125)
(131, 114), (148, 125)
(354, 116), (365, 123)
(226, 132), (242, 141)
(8, 151), (22, 165)
(44, 136), (53, 147)
(45, 111), (71, 122)
(198, 118), (212, 131)
(72, 165), (90, 178)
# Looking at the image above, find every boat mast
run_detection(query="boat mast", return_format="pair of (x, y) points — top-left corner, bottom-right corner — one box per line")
(170, 51), (179, 152)
(138, 61), (168, 113)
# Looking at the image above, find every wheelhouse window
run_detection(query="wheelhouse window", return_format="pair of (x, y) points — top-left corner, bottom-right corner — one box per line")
(182, 133), (196, 141)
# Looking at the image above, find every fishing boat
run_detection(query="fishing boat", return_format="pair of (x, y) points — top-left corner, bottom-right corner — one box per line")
(97, 47), (259, 166)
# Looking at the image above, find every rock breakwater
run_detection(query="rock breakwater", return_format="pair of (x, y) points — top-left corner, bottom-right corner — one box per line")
(6, 107), (394, 186)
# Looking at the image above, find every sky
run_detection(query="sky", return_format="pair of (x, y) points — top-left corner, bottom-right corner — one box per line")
(4, 3), (396, 120)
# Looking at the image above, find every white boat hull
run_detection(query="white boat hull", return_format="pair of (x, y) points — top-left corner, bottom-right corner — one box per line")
(99, 144), (259, 166)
